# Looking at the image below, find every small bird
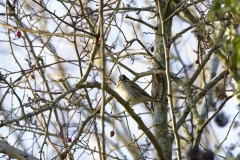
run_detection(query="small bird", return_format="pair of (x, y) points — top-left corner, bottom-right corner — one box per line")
(115, 74), (168, 109)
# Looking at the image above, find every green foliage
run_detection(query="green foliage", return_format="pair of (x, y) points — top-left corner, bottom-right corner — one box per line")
(208, 0), (240, 67)
(207, 0), (240, 21)
(208, 0), (240, 99)
(231, 37), (240, 68)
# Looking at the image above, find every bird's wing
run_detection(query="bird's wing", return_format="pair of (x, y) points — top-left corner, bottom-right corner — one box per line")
(129, 81), (153, 98)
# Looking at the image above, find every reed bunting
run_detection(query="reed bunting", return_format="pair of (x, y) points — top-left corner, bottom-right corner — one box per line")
(115, 74), (168, 109)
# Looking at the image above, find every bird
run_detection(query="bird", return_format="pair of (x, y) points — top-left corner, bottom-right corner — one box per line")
(115, 74), (168, 110)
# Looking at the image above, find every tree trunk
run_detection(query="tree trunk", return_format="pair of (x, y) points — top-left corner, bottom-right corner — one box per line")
(153, 1), (174, 159)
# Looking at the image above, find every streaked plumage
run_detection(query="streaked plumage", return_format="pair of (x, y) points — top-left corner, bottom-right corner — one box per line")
(115, 74), (168, 108)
